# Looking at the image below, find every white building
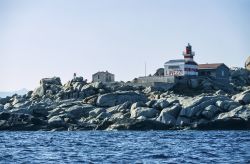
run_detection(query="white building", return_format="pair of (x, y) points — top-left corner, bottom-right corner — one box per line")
(92, 71), (115, 83)
(164, 43), (198, 77)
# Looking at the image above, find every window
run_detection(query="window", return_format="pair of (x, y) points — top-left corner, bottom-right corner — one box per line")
(168, 65), (180, 69)
(222, 70), (225, 76)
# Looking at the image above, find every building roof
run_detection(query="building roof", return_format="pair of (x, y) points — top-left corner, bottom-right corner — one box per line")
(164, 59), (185, 65)
(198, 63), (228, 70)
(164, 59), (198, 65)
(93, 71), (114, 76)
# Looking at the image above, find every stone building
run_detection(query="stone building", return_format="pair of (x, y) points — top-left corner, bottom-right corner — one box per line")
(92, 71), (115, 83)
(198, 63), (230, 83)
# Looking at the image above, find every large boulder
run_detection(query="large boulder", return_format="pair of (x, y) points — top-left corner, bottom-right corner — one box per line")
(48, 116), (65, 128)
(96, 91), (147, 107)
(232, 90), (250, 105)
(130, 107), (159, 119)
(156, 111), (176, 126)
(157, 104), (182, 126)
(28, 103), (50, 117)
(245, 56), (250, 71)
(194, 105), (250, 130)
(65, 104), (95, 118)
(216, 105), (250, 121)
(215, 100), (240, 112)
(107, 119), (171, 130)
(130, 102), (146, 110)
(89, 108), (106, 118)
(230, 68), (250, 87)
(201, 105), (220, 119)
(179, 96), (230, 118)
(106, 102), (131, 114)
(32, 85), (46, 97)
(40, 77), (62, 86)
(152, 99), (169, 110)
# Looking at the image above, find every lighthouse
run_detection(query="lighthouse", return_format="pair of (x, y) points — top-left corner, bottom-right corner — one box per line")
(183, 43), (195, 62)
(164, 43), (198, 76)
(183, 43), (198, 76)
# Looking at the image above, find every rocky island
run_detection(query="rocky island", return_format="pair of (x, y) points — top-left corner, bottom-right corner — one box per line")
(0, 68), (250, 131)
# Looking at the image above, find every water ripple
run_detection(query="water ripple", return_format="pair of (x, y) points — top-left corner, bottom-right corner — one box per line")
(0, 131), (249, 163)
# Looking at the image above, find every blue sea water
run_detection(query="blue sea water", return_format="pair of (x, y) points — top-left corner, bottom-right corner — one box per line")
(0, 131), (249, 163)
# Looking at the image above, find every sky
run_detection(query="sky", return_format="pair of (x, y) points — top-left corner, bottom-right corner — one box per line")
(0, 0), (249, 91)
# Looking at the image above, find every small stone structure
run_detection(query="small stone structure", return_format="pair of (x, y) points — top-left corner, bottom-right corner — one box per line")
(92, 71), (115, 83)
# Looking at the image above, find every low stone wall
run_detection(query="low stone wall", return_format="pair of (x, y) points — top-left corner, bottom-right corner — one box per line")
(133, 76), (176, 88)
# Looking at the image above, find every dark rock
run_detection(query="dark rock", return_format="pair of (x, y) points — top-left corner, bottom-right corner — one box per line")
(152, 99), (169, 110)
(130, 102), (146, 110)
(176, 117), (190, 127)
(0, 96), (11, 105)
(107, 119), (171, 130)
(40, 77), (62, 86)
(28, 103), (50, 117)
(95, 119), (113, 130)
(48, 116), (66, 128)
(89, 108), (106, 117)
(106, 102), (131, 114)
(194, 118), (250, 130)
(0, 112), (45, 131)
(65, 104), (95, 118)
(201, 105), (220, 119)
(145, 100), (157, 108)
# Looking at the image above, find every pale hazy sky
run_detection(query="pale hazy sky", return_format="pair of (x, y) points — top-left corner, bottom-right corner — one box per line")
(0, 0), (249, 91)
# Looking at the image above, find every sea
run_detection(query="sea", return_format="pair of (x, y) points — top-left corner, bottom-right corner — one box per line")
(0, 131), (249, 163)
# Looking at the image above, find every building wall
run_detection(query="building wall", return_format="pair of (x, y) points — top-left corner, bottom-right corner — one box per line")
(215, 65), (230, 83)
(198, 65), (230, 83)
(92, 73), (115, 83)
(184, 64), (198, 76)
(164, 63), (198, 76)
(164, 63), (185, 76)
(137, 76), (176, 83)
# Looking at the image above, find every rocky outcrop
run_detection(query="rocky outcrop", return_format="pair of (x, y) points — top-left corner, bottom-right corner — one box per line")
(107, 119), (171, 130)
(130, 107), (159, 119)
(1, 74), (250, 131)
(96, 91), (148, 107)
(232, 90), (250, 105)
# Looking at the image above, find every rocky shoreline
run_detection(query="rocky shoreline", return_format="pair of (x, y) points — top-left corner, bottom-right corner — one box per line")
(0, 68), (250, 131)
